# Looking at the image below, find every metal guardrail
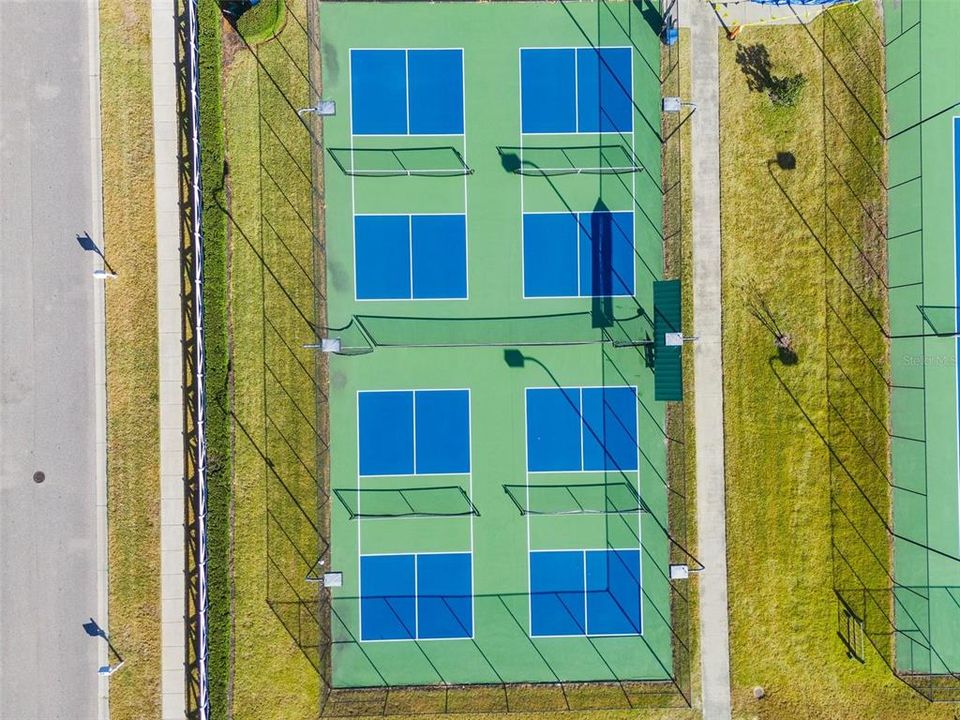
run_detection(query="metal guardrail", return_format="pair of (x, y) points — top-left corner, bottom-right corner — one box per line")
(176, 0), (209, 717)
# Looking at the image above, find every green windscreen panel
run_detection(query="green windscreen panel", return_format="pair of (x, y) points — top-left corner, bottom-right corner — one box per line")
(654, 279), (683, 401)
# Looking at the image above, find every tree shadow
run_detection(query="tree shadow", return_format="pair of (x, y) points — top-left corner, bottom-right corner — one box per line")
(735, 43), (776, 94)
(742, 281), (798, 365)
(735, 42), (808, 106)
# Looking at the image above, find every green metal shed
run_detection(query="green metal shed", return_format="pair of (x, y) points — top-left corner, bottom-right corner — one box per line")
(653, 279), (683, 402)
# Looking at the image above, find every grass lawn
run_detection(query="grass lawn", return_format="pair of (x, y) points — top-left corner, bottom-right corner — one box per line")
(719, 4), (953, 718)
(99, 1), (161, 717)
(221, 0), (323, 716)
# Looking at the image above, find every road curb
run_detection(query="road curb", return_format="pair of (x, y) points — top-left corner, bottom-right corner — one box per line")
(86, 0), (111, 717)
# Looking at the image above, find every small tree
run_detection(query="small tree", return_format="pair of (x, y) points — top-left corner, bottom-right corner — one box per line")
(770, 73), (807, 108)
(743, 284), (798, 365)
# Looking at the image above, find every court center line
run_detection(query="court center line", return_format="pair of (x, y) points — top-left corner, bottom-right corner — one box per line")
(408, 215), (414, 300)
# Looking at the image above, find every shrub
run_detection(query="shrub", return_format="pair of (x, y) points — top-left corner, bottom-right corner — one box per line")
(770, 73), (807, 108)
(236, 0), (285, 45)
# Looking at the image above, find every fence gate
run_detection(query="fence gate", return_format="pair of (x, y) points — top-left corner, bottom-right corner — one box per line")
(837, 594), (865, 663)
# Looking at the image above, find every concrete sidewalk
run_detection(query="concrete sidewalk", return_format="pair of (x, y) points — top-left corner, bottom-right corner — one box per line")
(150, 0), (187, 718)
(687, 1), (734, 718)
(709, 0), (828, 30)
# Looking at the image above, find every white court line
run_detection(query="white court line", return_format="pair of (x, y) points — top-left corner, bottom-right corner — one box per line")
(521, 131), (638, 137)
(629, 44), (639, 298)
(575, 216), (583, 298)
(578, 388), (585, 472)
(574, 47), (580, 133)
(523, 388), (532, 634)
(407, 215), (414, 300)
(349, 133), (466, 139)
(361, 550), (472, 557)
(352, 211), (465, 217)
(355, 387), (363, 639)
(411, 385), (418, 472)
(404, 49), (410, 134)
(464, 384), (476, 634)
(519, 46), (526, 300)
(413, 552), (419, 638)
(582, 550), (589, 634)
(954, 116), (960, 554)
(624, 43), (643, 632)
(461, 52), (471, 307)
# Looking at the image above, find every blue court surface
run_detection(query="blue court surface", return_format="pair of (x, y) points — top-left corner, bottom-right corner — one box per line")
(529, 549), (642, 636)
(354, 214), (468, 300)
(350, 49), (465, 135)
(360, 552), (473, 640)
(523, 211), (635, 297)
(520, 47), (633, 134)
(358, 389), (471, 476)
(526, 386), (638, 472)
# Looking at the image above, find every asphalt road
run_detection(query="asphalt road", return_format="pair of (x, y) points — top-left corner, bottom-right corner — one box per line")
(0, 2), (103, 718)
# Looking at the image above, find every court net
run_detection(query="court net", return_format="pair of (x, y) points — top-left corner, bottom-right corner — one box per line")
(497, 144), (643, 176)
(327, 146), (473, 177)
(333, 486), (478, 518)
(335, 309), (652, 352)
(503, 482), (649, 515)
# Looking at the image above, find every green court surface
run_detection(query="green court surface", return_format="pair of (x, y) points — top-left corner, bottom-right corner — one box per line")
(885, 0), (960, 678)
(318, 1), (674, 689)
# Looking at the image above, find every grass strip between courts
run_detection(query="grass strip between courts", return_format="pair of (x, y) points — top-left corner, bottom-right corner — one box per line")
(720, 5), (953, 718)
(223, 0), (322, 716)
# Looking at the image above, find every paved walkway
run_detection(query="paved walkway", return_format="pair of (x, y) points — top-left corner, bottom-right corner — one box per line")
(686, 1), (733, 718)
(708, 0), (827, 31)
(150, 0), (186, 718)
